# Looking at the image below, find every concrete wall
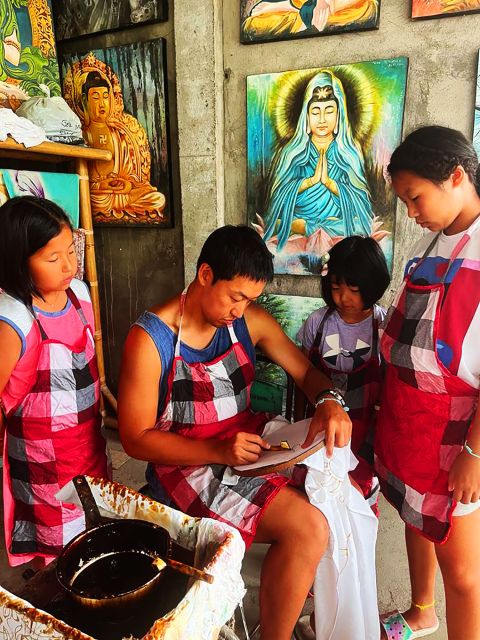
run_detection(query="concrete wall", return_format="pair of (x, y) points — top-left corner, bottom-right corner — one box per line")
(58, 9), (185, 392)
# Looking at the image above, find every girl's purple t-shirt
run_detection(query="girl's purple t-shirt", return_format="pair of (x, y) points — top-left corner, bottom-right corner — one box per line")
(296, 304), (386, 374)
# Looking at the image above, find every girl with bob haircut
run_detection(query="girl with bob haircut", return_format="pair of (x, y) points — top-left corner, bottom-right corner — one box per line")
(377, 126), (480, 640)
(296, 235), (389, 498)
(0, 196), (109, 569)
(294, 235), (389, 639)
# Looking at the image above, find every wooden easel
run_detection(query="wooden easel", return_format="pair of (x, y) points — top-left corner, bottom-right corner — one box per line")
(0, 137), (117, 417)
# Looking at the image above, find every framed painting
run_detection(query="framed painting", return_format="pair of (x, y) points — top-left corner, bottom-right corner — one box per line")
(474, 52), (480, 157)
(52, 0), (168, 42)
(1, 169), (79, 226)
(412, 0), (480, 19)
(60, 39), (172, 227)
(254, 293), (323, 389)
(240, 0), (380, 44)
(0, 0), (61, 110)
(247, 57), (408, 276)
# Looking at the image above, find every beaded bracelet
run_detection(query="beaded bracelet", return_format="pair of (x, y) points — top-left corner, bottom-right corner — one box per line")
(464, 441), (480, 460)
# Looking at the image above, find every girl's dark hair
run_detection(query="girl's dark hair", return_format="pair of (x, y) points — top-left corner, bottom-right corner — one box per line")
(0, 196), (73, 306)
(196, 225), (274, 283)
(322, 236), (390, 309)
(388, 126), (480, 195)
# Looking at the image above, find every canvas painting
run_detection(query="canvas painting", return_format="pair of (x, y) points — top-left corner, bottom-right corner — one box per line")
(1, 169), (79, 227)
(247, 57), (408, 276)
(0, 0), (61, 110)
(254, 293), (323, 390)
(241, 0), (380, 43)
(52, 0), (168, 42)
(474, 53), (480, 158)
(412, 0), (480, 19)
(60, 39), (171, 227)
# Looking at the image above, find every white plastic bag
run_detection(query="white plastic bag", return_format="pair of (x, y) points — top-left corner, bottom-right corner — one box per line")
(16, 85), (84, 145)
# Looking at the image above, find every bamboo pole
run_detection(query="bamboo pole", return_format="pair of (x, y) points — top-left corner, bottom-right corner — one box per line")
(75, 158), (117, 417)
(0, 137), (111, 161)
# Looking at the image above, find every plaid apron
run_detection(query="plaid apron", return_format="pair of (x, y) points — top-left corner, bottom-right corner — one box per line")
(152, 292), (290, 547)
(3, 288), (109, 562)
(309, 308), (383, 498)
(375, 226), (479, 543)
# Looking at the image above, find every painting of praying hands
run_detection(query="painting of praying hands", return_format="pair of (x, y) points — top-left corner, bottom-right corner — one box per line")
(412, 0), (480, 19)
(247, 58), (408, 275)
(61, 39), (171, 226)
(240, 0), (380, 44)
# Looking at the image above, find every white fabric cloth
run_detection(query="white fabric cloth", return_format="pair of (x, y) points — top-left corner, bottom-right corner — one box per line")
(0, 107), (46, 147)
(225, 414), (379, 639)
(304, 444), (380, 640)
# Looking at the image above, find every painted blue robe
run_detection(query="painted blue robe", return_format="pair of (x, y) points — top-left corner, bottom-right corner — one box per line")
(264, 140), (373, 250)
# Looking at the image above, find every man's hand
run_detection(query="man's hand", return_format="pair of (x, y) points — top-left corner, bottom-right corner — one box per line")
(302, 400), (351, 457)
(448, 449), (480, 504)
(217, 432), (271, 467)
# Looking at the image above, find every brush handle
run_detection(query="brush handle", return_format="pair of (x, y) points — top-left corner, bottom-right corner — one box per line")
(165, 558), (214, 584)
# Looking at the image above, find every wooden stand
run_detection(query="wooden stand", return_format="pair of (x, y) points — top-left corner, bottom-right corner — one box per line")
(0, 137), (117, 415)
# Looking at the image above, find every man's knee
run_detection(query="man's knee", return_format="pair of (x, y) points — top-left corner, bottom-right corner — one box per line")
(283, 505), (329, 558)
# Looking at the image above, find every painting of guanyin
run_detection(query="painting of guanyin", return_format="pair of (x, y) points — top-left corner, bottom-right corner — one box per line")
(241, 0), (380, 43)
(412, 0), (480, 18)
(0, 0), (60, 110)
(52, 0), (167, 42)
(247, 58), (408, 275)
(61, 40), (171, 226)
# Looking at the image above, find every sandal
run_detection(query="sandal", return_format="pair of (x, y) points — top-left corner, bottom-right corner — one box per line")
(381, 611), (439, 639)
(294, 614), (315, 640)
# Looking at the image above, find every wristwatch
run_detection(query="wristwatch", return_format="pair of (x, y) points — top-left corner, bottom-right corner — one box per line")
(314, 388), (346, 409)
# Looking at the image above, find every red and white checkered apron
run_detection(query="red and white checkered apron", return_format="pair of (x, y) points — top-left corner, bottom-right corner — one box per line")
(309, 308), (383, 498)
(3, 289), (109, 563)
(152, 292), (290, 547)
(375, 227), (479, 543)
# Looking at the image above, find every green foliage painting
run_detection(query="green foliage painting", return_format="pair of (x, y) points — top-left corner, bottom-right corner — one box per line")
(0, 0), (60, 109)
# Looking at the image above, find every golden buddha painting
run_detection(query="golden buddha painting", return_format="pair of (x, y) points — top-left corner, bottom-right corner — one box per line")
(61, 40), (171, 227)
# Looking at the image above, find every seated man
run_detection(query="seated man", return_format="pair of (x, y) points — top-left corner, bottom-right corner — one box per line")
(118, 225), (351, 640)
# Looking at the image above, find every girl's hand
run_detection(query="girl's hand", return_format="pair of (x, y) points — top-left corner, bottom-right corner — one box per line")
(217, 432), (270, 467)
(448, 449), (480, 503)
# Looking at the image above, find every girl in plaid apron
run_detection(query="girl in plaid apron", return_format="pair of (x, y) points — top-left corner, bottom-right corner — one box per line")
(296, 236), (389, 501)
(0, 197), (109, 567)
(148, 290), (292, 547)
(377, 127), (480, 640)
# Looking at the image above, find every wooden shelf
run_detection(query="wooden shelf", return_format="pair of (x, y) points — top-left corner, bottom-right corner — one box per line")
(0, 137), (112, 163)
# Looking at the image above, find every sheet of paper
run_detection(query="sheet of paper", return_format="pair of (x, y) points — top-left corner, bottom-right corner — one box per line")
(233, 419), (325, 473)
